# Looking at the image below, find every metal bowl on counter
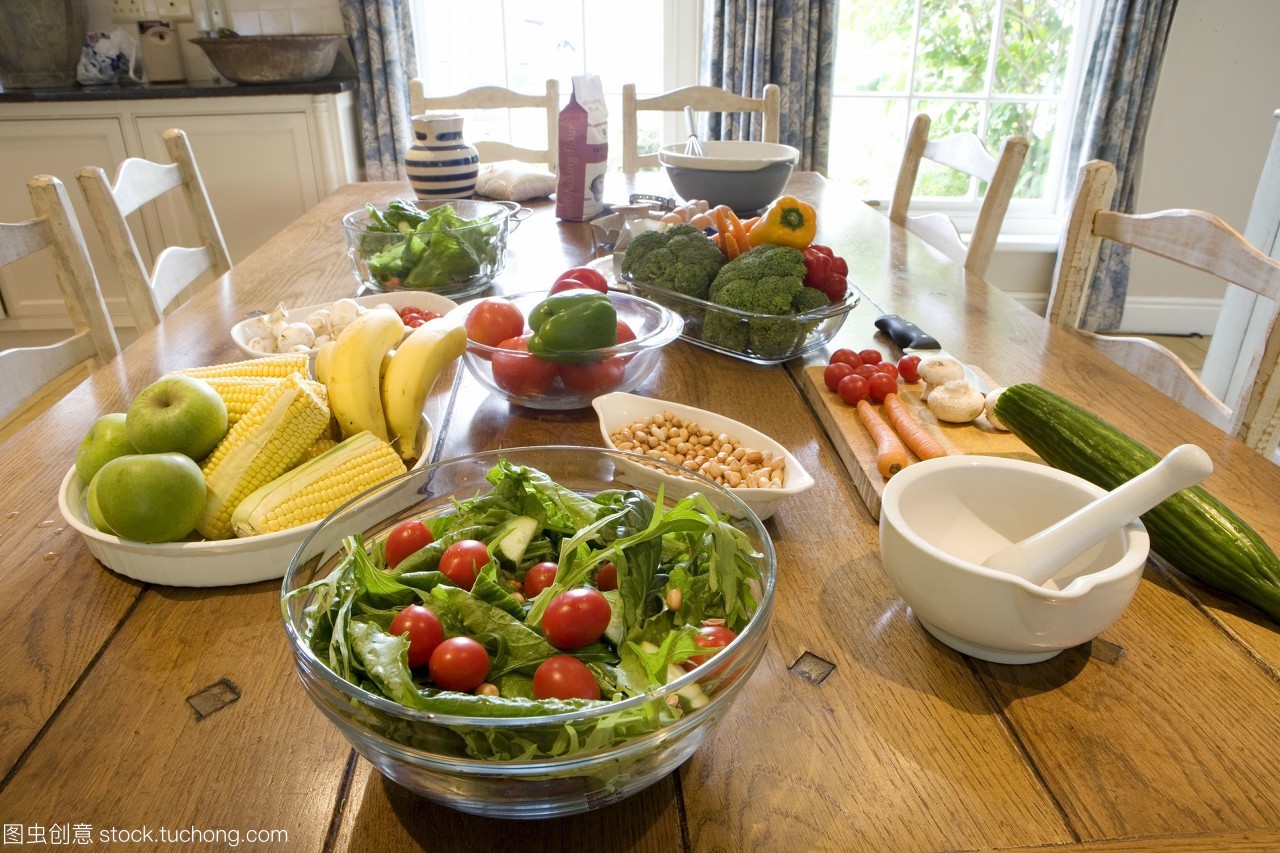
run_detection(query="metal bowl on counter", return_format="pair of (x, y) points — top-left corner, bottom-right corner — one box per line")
(190, 34), (346, 84)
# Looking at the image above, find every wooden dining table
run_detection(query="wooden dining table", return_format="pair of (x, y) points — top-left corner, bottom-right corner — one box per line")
(4, 171), (1280, 852)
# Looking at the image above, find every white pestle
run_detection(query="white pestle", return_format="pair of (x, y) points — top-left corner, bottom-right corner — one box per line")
(982, 444), (1213, 586)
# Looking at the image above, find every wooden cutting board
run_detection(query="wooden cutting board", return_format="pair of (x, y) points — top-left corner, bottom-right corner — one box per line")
(801, 365), (1039, 520)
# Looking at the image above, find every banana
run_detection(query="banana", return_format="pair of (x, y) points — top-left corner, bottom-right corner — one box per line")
(325, 307), (404, 441)
(313, 340), (336, 385)
(381, 317), (467, 461)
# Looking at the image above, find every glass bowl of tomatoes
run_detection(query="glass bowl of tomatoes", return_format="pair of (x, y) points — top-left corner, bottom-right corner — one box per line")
(452, 289), (683, 410)
(280, 446), (777, 818)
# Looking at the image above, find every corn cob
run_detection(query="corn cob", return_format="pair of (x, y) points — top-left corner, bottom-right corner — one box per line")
(230, 431), (407, 536)
(198, 376), (282, 425)
(298, 437), (338, 463)
(196, 371), (331, 539)
(178, 353), (309, 381)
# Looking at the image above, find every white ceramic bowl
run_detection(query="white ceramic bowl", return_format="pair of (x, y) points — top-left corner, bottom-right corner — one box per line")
(879, 456), (1150, 664)
(657, 141), (800, 171)
(592, 391), (813, 520)
(658, 141), (799, 214)
(57, 417), (434, 588)
(230, 291), (458, 360)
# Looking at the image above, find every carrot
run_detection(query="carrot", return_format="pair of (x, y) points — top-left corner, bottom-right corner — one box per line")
(883, 393), (948, 460)
(709, 206), (740, 259)
(856, 399), (909, 479)
(714, 205), (753, 256)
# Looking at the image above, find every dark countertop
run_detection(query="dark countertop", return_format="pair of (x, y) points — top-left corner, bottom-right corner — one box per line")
(0, 77), (357, 104)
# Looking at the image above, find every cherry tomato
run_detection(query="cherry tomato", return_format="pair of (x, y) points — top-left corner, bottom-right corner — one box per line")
(465, 298), (525, 347)
(829, 348), (862, 368)
(403, 314), (426, 328)
(686, 624), (738, 668)
(384, 519), (434, 569)
(553, 266), (609, 293)
(853, 364), (881, 381)
(836, 373), (870, 405)
(898, 354), (922, 383)
(615, 320), (637, 344)
(857, 348), (884, 366)
(491, 334), (559, 397)
(523, 561), (559, 598)
(542, 588), (612, 650)
(559, 356), (626, 395)
(533, 655), (601, 700)
(875, 361), (900, 379)
(595, 561), (618, 591)
(824, 362), (856, 392)
(428, 636), (491, 692)
(389, 604), (444, 668)
(868, 372), (898, 403)
(438, 539), (489, 591)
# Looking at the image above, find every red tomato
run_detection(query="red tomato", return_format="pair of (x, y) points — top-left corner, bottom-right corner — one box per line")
(559, 357), (626, 394)
(868, 372), (898, 403)
(533, 655), (601, 700)
(438, 539), (489, 591)
(465, 298), (525, 347)
(595, 561), (617, 592)
(875, 361), (900, 379)
(898, 354), (922, 383)
(389, 604), (444, 668)
(491, 334), (558, 396)
(829, 348), (862, 368)
(853, 364), (881, 381)
(523, 561), (559, 598)
(824, 362), (855, 392)
(837, 373), (870, 405)
(553, 266), (609, 293)
(403, 315), (426, 328)
(548, 277), (597, 295)
(686, 624), (738, 668)
(542, 588), (612, 650)
(428, 637), (491, 692)
(857, 348), (884, 366)
(615, 320), (637, 344)
(384, 519), (434, 569)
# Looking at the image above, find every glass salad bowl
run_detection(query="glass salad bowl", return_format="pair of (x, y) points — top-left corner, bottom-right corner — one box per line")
(280, 446), (776, 818)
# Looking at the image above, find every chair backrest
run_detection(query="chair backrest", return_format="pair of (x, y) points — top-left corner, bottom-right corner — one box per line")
(0, 176), (120, 424)
(76, 128), (231, 334)
(888, 113), (1029, 279)
(621, 83), (781, 173)
(409, 79), (560, 171)
(1047, 159), (1280, 456)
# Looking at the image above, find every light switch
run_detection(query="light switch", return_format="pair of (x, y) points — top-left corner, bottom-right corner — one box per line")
(157, 0), (195, 22)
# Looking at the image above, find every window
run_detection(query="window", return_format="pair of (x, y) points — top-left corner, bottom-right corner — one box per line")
(831, 0), (1099, 236)
(409, 1), (699, 171)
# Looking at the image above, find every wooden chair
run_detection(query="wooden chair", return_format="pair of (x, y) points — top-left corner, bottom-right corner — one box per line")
(621, 83), (781, 173)
(0, 175), (120, 424)
(409, 79), (560, 171)
(76, 128), (231, 334)
(1047, 159), (1280, 456)
(889, 113), (1030, 279)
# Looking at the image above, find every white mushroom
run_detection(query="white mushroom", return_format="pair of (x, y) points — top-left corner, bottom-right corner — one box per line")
(267, 302), (289, 326)
(247, 335), (277, 354)
(287, 343), (313, 353)
(917, 357), (965, 402)
(926, 379), (987, 424)
(303, 309), (332, 336)
(328, 298), (362, 332)
(984, 387), (1009, 431)
(312, 333), (332, 348)
(276, 321), (316, 350)
(246, 314), (274, 338)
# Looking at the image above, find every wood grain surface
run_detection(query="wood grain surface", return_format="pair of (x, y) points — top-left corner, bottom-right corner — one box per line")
(2, 174), (1280, 852)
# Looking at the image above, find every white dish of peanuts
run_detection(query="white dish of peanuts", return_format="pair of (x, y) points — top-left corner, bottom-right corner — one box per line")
(592, 391), (814, 521)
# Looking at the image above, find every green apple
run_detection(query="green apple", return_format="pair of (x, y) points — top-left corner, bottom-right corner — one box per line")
(126, 374), (228, 461)
(92, 452), (207, 543)
(85, 473), (115, 534)
(75, 412), (136, 484)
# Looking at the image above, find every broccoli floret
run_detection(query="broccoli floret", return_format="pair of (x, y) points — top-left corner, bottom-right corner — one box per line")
(620, 223), (726, 299)
(701, 245), (814, 358)
(792, 285), (832, 314)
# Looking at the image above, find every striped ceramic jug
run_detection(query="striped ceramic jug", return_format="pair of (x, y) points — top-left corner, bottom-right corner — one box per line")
(405, 113), (479, 200)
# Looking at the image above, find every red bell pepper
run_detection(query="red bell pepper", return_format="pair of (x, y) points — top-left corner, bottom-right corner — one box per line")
(801, 244), (848, 302)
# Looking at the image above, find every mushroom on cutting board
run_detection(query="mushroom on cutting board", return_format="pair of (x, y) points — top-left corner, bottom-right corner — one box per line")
(917, 357), (964, 402)
(926, 379), (987, 423)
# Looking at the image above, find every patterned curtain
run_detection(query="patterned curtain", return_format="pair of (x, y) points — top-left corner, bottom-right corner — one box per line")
(702, 0), (837, 174)
(341, 0), (418, 181)
(1066, 0), (1179, 331)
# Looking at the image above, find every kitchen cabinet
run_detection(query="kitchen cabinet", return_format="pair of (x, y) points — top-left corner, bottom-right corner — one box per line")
(0, 83), (361, 346)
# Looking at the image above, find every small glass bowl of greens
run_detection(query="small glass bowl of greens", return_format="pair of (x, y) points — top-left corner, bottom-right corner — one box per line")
(280, 447), (776, 819)
(342, 199), (527, 298)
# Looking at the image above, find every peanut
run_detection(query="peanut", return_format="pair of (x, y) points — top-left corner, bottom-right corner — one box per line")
(608, 412), (785, 490)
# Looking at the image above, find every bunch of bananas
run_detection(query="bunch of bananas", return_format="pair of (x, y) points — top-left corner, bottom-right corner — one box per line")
(316, 308), (467, 462)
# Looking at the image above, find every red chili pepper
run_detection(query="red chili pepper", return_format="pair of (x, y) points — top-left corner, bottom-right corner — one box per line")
(802, 244), (849, 302)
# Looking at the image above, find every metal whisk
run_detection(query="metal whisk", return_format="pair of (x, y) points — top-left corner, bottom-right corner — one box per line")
(683, 106), (705, 156)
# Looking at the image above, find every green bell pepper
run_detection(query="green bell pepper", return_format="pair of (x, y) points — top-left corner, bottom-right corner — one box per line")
(527, 291), (618, 362)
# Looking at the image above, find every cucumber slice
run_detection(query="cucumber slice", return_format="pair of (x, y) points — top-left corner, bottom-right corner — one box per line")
(602, 589), (623, 645)
(638, 640), (710, 710)
(494, 515), (539, 564)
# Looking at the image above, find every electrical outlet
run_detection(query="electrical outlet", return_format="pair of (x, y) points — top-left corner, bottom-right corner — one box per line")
(110, 0), (146, 23)
(157, 0), (195, 22)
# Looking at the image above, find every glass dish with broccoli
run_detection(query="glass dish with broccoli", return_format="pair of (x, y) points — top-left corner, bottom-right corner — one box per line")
(618, 224), (858, 364)
(342, 199), (519, 298)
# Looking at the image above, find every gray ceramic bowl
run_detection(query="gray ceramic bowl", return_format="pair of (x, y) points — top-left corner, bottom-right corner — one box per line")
(658, 141), (799, 214)
(191, 35), (345, 84)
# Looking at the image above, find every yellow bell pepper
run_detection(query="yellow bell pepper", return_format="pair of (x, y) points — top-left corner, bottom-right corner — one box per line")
(746, 195), (817, 249)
